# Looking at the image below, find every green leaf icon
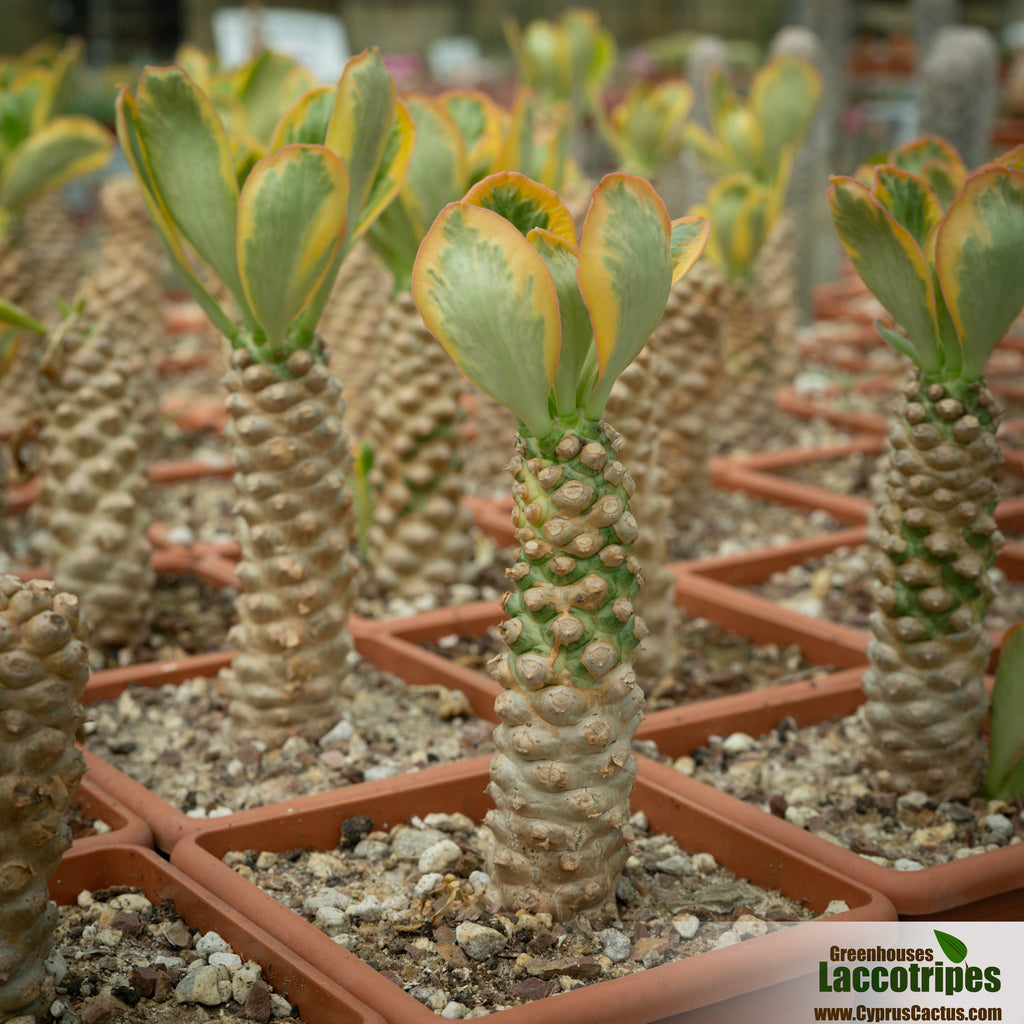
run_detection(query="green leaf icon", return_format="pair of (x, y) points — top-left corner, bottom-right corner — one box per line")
(934, 929), (968, 964)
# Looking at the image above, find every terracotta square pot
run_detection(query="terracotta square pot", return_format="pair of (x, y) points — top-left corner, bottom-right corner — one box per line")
(635, 671), (1024, 920)
(73, 775), (153, 852)
(51, 844), (384, 1024)
(77, 601), (491, 852)
(671, 528), (1024, 672)
(169, 756), (894, 1024)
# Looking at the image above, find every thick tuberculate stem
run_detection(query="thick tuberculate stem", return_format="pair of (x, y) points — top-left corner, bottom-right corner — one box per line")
(221, 341), (358, 743)
(862, 375), (1003, 799)
(485, 418), (647, 924)
(0, 577), (89, 1019)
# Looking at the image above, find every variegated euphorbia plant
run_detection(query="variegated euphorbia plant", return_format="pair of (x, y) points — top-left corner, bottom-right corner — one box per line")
(115, 49), (413, 742)
(593, 79), (694, 179)
(696, 171), (780, 283)
(412, 170), (708, 922)
(503, 6), (616, 121)
(828, 148), (1024, 799)
(686, 55), (821, 192)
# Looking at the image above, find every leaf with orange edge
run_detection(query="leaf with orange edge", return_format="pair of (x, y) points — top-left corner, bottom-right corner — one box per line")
(463, 171), (576, 246)
(237, 144), (349, 347)
(268, 86), (335, 149)
(871, 165), (943, 248)
(577, 174), (672, 417)
(935, 167), (1024, 379)
(412, 201), (559, 438)
(133, 66), (247, 312)
(526, 226), (591, 415)
(828, 175), (941, 375)
(116, 87), (238, 339)
(439, 90), (504, 181)
(669, 215), (710, 284)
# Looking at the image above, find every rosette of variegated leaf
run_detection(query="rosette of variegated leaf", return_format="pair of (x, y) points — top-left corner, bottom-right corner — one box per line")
(687, 171), (794, 450)
(413, 170), (707, 922)
(503, 7), (616, 120)
(829, 153), (1024, 799)
(592, 78), (693, 214)
(116, 49), (413, 743)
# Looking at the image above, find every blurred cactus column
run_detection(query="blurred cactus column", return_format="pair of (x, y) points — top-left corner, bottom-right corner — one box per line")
(913, 0), (962, 73)
(504, 6), (616, 180)
(116, 50), (413, 741)
(917, 26), (998, 169)
(686, 56), (822, 450)
(29, 309), (156, 650)
(414, 171), (707, 921)
(0, 576), (89, 1020)
(829, 151), (1024, 798)
(360, 91), (511, 598)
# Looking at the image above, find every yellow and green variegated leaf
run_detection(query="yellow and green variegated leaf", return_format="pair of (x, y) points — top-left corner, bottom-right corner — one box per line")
(116, 88), (238, 339)
(892, 135), (965, 178)
(237, 145), (348, 346)
(828, 175), (941, 374)
(935, 167), (1024, 379)
(923, 225), (964, 375)
(521, 19), (569, 98)
(720, 107), (764, 179)
(268, 86), (335, 149)
(527, 226), (590, 414)
(918, 159), (966, 211)
(577, 174), (672, 416)
(749, 56), (821, 173)
(398, 95), (466, 240)
(134, 66), (246, 307)
(562, 9), (615, 91)
(669, 215), (710, 284)
(495, 88), (537, 177)
(237, 52), (316, 143)
(439, 90), (504, 181)
(463, 171), (576, 246)
(351, 97), (414, 240)
(531, 101), (572, 190)
(706, 64), (737, 140)
(13, 66), (55, 134)
(326, 48), (401, 239)
(231, 135), (265, 186)
(174, 43), (214, 91)
(0, 115), (110, 209)
(683, 121), (731, 178)
(871, 165), (943, 248)
(703, 174), (766, 279)
(413, 200), (559, 437)
(989, 143), (1024, 172)
(0, 298), (45, 334)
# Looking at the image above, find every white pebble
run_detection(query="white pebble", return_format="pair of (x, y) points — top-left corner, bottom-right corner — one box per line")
(347, 895), (383, 922)
(672, 914), (701, 939)
(231, 962), (262, 1003)
(596, 928), (631, 963)
(894, 859), (925, 872)
(440, 1002), (469, 1019)
(690, 852), (717, 874)
(722, 732), (757, 755)
(414, 873), (445, 898)
(455, 922), (507, 961)
(656, 854), (693, 876)
(208, 952), (242, 971)
(981, 814), (1013, 845)
(418, 839), (462, 874)
(318, 719), (355, 747)
(823, 900), (850, 916)
(195, 932), (233, 958)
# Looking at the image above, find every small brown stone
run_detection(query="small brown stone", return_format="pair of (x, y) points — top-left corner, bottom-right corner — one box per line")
(80, 993), (117, 1024)
(244, 977), (273, 1023)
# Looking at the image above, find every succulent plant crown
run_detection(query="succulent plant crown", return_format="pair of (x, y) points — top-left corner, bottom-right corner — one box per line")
(114, 48), (413, 368)
(412, 170), (708, 446)
(685, 56), (821, 280)
(828, 142), (1024, 383)
(366, 86), (574, 293)
(592, 78), (694, 179)
(503, 6), (616, 118)
(0, 38), (111, 231)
